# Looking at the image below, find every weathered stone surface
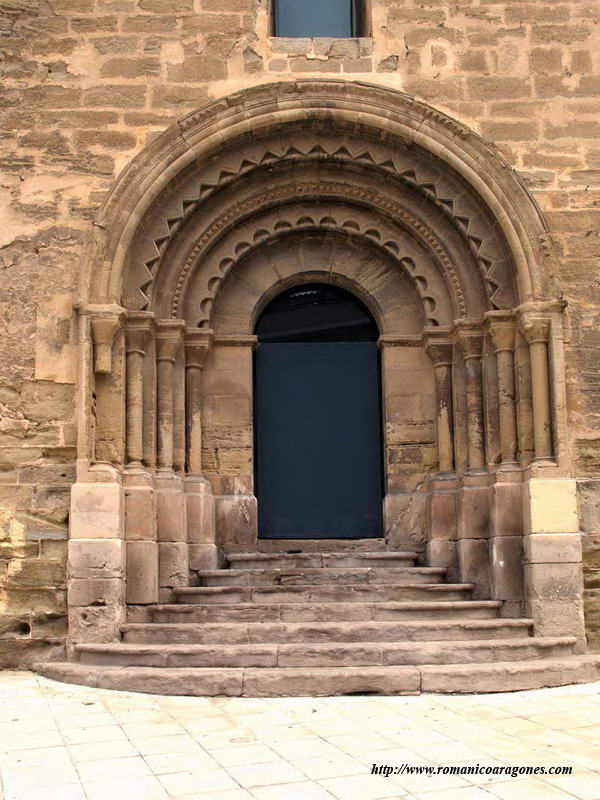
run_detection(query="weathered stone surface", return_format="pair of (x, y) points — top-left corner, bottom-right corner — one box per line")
(1, 0), (600, 668)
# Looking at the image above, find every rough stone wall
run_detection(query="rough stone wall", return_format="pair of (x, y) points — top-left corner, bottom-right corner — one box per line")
(1, 0), (599, 661)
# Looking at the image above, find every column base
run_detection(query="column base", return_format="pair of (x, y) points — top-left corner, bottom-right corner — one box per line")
(457, 538), (490, 599)
(124, 468), (158, 604)
(215, 494), (257, 551)
(427, 475), (458, 571)
(489, 470), (524, 609)
(156, 472), (187, 589)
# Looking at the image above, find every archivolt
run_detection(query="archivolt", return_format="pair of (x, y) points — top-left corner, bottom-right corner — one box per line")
(159, 185), (470, 325)
(83, 81), (559, 312)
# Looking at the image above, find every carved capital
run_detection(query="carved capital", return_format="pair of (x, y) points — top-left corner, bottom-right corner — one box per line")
(485, 312), (516, 353)
(88, 303), (126, 374)
(424, 333), (453, 367)
(520, 314), (550, 345)
(184, 329), (213, 370)
(454, 322), (483, 360)
(124, 311), (154, 356)
(155, 319), (185, 362)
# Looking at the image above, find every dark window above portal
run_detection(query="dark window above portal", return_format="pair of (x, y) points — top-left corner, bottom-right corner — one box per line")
(273, 0), (364, 38)
(255, 283), (379, 343)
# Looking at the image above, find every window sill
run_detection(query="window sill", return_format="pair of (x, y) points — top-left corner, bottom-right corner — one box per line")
(269, 36), (373, 58)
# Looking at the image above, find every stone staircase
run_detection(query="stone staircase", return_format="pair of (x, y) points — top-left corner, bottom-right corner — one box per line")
(37, 540), (600, 696)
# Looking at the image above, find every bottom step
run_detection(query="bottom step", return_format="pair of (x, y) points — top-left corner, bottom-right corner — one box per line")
(35, 656), (600, 697)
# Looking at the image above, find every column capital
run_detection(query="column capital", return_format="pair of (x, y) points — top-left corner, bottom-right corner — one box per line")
(519, 313), (550, 345)
(124, 311), (154, 355)
(454, 321), (483, 359)
(155, 319), (185, 362)
(87, 303), (126, 374)
(184, 329), (213, 369)
(484, 312), (516, 353)
(423, 332), (453, 366)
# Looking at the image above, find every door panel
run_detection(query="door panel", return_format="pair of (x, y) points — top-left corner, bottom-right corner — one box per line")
(255, 341), (383, 539)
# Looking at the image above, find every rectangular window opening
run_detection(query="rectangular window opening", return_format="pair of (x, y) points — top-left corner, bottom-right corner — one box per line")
(273, 0), (366, 38)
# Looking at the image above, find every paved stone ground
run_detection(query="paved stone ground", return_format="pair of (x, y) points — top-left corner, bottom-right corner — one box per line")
(0, 672), (599, 800)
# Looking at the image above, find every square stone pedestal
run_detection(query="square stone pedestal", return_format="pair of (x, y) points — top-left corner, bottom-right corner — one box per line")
(522, 477), (586, 651)
(68, 480), (126, 644)
(426, 475), (458, 578)
(457, 472), (490, 598)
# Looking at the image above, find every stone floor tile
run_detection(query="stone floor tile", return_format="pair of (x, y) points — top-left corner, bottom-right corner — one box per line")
(0, 746), (72, 769)
(1, 730), (64, 751)
(486, 777), (583, 800)
(144, 750), (221, 774)
(411, 788), (494, 800)
(61, 724), (128, 746)
(122, 721), (187, 739)
(170, 792), (254, 800)
(251, 781), (337, 800)
(325, 733), (397, 755)
(84, 775), (169, 800)
(318, 773), (408, 799)
(268, 737), (343, 760)
(408, 741), (489, 764)
(133, 734), (206, 756)
(67, 739), (139, 762)
(4, 783), (87, 800)
(157, 768), (240, 795)
(76, 755), (152, 781)
(53, 712), (117, 729)
(541, 772), (600, 800)
(209, 744), (281, 767)
(1, 763), (80, 793)
(570, 726), (600, 743)
(227, 760), (308, 788)
(392, 772), (470, 794)
(291, 754), (366, 780)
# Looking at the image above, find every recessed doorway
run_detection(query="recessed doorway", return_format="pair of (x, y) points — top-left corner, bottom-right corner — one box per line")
(254, 283), (384, 539)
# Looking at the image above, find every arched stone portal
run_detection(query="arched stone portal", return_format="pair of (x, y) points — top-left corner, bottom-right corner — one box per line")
(65, 81), (586, 674)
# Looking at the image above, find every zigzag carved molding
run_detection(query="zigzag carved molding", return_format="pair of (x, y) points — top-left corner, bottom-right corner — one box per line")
(185, 215), (441, 328)
(170, 183), (466, 323)
(132, 138), (509, 313)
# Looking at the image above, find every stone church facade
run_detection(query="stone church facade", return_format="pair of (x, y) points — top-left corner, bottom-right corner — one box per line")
(1, 0), (600, 694)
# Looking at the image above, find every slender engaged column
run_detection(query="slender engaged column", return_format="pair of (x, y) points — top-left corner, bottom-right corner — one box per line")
(184, 330), (217, 570)
(125, 321), (150, 467)
(455, 324), (489, 596)
(123, 313), (158, 604)
(185, 331), (212, 474)
(156, 322), (184, 472)
(458, 328), (485, 471)
(487, 315), (518, 466)
(522, 317), (553, 462)
(424, 332), (458, 573)
(425, 335), (455, 474)
(485, 313), (523, 614)
(155, 321), (187, 594)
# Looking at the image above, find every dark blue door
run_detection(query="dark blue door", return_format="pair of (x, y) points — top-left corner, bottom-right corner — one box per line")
(254, 284), (383, 540)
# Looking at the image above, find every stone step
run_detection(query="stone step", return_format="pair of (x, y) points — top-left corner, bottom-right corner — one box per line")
(35, 655), (600, 697)
(121, 618), (535, 645)
(174, 583), (473, 604)
(144, 600), (502, 624)
(227, 552), (418, 570)
(256, 539), (386, 553)
(75, 637), (576, 669)
(196, 567), (448, 587)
